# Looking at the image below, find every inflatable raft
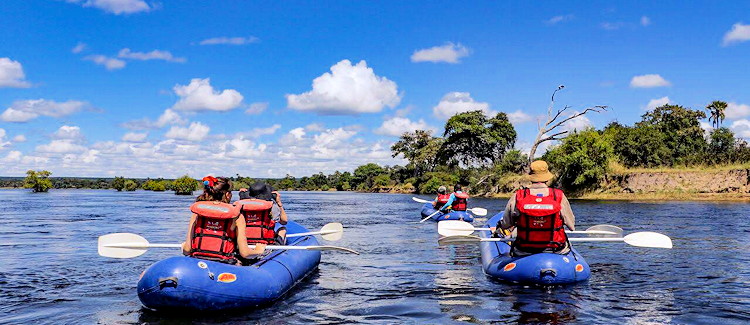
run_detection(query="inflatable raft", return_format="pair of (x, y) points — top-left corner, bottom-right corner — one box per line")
(137, 220), (321, 311)
(479, 212), (590, 285)
(420, 203), (474, 222)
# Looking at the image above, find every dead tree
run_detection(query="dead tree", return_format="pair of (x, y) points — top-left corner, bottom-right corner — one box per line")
(528, 85), (608, 164)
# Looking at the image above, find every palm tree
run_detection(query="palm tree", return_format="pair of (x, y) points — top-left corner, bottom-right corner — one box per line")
(706, 100), (728, 128)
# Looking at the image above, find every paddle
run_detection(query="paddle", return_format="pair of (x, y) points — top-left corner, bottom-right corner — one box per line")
(286, 222), (343, 241)
(437, 231), (673, 249)
(414, 197), (488, 221)
(437, 220), (623, 237)
(419, 210), (443, 223)
(98, 233), (360, 259)
(412, 197), (431, 203)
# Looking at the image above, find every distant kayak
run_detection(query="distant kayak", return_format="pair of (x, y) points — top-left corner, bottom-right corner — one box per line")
(137, 220), (321, 311)
(420, 202), (474, 222)
(479, 212), (590, 285)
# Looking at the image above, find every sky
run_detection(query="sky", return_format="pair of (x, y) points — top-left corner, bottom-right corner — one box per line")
(1, 1), (749, 178)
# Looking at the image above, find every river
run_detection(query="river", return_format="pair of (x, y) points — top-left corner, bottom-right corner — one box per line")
(0, 190), (748, 324)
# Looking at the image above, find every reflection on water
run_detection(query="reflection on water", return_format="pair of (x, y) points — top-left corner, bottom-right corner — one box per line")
(0, 190), (749, 324)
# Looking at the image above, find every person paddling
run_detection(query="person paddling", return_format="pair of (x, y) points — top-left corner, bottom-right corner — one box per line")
(181, 176), (266, 264)
(492, 160), (576, 257)
(438, 184), (470, 213)
(432, 186), (450, 209)
(235, 181), (288, 265)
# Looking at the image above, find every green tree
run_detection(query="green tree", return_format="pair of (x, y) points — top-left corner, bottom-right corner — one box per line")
(418, 171), (459, 194)
(279, 174), (296, 190)
(637, 104), (707, 165)
(441, 110), (517, 167)
(112, 176), (125, 191)
(544, 128), (614, 191)
(23, 170), (53, 193)
(609, 124), (671, 168)
(391, 130), (443, 175)
(706, 100), (728, 128)
(352, 163), (385, 189)
(173, 175), (199, 195)
(124, 179), (138, 191)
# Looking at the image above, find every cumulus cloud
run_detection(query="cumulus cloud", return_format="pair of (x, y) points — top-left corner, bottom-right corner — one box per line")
(0, 129), (10, 149)
(71, 42), (87, 54)
(121, 109), (187, 130)
(410, 42), (470, 63)
(0, 99), (89, 122)
(199, 36), (259, 45)
(171, 78), (244, 112)
(726, 102), (750, 120)
(433, 92), (491, 120)
(0, 57), (31, 88)
(12, 135), (26, 142)
(562, 113), (592, 132)
(722, 23), (750, 46)
(52, 125), (84, 141)
(507, 110), (534, 124)
(36, 140), (88, 154)
(641, 16), (651, 27)
(1, 150), (22, 163)
(646, 96), (671, 111)
(122, 132), (148, 142)
(730, 120), (750, 138)
(245, 102), (269, 114)
(117, 48), (186, 63)
(286, 60), (401, 115)
(165, 122), (210, 141)
(546, 14), (574, 25)
(84, 55), (126, 70)
(69, 0), (153, 15)
(374, 117), (434, 137)
(630, 74), (671, 88)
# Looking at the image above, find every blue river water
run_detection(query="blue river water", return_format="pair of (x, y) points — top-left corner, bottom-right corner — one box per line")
(0, 189), (748, 324)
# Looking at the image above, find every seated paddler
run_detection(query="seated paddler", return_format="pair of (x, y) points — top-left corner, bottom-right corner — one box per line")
(432, 186), (450, 209)
(438, 184), (470, 213)
(235, 181), (288, 264)
(491, 160), (576, 257)
(181, 176), (266, 265)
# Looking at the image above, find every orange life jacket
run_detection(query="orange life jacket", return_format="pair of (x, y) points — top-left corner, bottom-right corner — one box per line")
(452, 192), (469, 211)
(436, 194), (451, 207)
(235, 199), (276, 245)
(189, 201), (241, 264)
(514, 188), (568, 251)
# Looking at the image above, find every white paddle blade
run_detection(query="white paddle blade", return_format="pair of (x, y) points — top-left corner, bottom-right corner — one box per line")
(437, 220), (475, 237)
(98, 233), (150, 258)
(469, 207), (488, 216)
(412, 197), (431, 203)
(320, 222), (344, 241)
(437, 235), (482, 246)
(623, 231), (673, 249)
(585, 225), (624, 237)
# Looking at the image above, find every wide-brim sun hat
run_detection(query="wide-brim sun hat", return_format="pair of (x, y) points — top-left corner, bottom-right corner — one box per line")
(529, 160), (554, 183)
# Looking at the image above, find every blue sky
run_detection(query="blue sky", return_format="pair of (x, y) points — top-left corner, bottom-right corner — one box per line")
(1, 1), (749, 178)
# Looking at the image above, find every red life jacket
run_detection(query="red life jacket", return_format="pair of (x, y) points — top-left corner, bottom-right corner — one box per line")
(436, 194), (451, 207)
(189, 201), (241, 264)
(235, 199), (276, 245)
(452, 192), (469, 211)
(514, 188), (568, 251)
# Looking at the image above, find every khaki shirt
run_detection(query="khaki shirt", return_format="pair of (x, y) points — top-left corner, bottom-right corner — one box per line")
(498, 183), (576, 231)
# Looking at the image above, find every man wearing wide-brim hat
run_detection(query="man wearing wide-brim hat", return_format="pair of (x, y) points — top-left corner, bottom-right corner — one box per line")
(492, 160), (577, 256)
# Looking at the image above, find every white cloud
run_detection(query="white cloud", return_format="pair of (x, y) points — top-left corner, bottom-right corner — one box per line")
(0, 99), (89, 122)
(72, 42), (87, 54)
(36, 140), (87, 154)
(646, 96), (671, 111)
(251, 124), (281, 137)
(1, 151), (22, 163)
(70, 0), (152, 15)
(84, 55), (126, 70)
(726, 102), (750, 120)
(171, 78), (244, 112)
(121, 109), (186, 130)
(563, 113), (592, 132)
(630, 74), (671, 88)
(218, 137), (265, 158)
(199, 36), (259, 45)
(507, 110), (533, 124)
(286, 60), (400, 114)
(0, 129), (10, 149)
(117, 48), (186, 63)
(374, 117), (434, 137)
(730, 119), (750, 138)
(433, 92), (491, 120)
(546, 15), (574, 25)
(165, 122), (210, 141)
(245, 102), (268, 114)
(700, 121), (713, 135)
(122, 132), (148, 142)
(640, 16), (651, 27)
(0, 57), (31, 88)
(304, 123), (325, 132)
(410, 42), (470, 63)
(722, 23), (750, 46)
(52, 125), (84, 141)
(12, 135), (26, 142)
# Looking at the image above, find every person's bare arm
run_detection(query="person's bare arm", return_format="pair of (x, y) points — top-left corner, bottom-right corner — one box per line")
(560, 194), (576, 231)
(235, 216), (266, 258)
(182, 214), (197, 255)
(272, 191), (288, 225)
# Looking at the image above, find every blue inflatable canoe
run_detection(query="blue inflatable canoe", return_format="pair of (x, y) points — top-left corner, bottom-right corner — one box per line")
(479, 212), (590, 285)
(420, 203), (474, 222)
(137, 220), (321, 311)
